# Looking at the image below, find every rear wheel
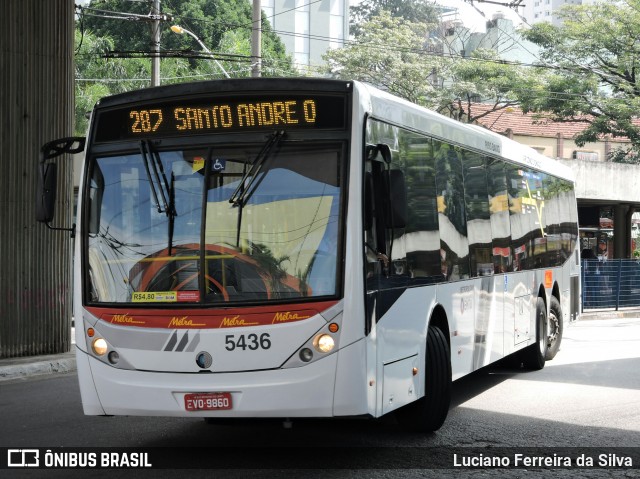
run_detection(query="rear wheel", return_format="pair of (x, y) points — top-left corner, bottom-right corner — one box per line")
(396, 324), (451, 432)
(521, 297), (547, 370)
(545, 296), (563, 360)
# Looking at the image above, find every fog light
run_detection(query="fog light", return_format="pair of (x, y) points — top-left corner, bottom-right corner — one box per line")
(299, 348), (313, 362)
(196, 351), (213, 369)
(92, 338), (108, 356)
(314, 334), (335, 353)
(108, 351), (120, 364)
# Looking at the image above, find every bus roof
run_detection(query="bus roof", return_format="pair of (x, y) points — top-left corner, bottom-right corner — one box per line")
(94, 78), (353, 109)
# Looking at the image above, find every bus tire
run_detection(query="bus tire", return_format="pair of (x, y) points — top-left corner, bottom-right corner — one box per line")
(546, 296), (563, 360)
(521, 297), (548, 370)
(395, 324), (451, 432)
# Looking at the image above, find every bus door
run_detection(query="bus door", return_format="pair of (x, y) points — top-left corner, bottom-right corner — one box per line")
(363, 144), (409, 327)
(364, 144), (418, 414)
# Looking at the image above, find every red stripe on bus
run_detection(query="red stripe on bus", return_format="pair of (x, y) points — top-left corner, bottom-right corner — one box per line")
(85, 300), (339, 329)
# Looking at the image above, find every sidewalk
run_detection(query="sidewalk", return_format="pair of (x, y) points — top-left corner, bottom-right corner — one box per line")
(579, 309), (640, 320)
(0, 328), (77, 382)
(0, 349), (77, 382)
(1, 311), (640, 382)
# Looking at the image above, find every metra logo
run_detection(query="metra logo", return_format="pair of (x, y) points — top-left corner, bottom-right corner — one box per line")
(168, 316), (205, 328)
(272, 311), (310, 323)
(220, 315), (259, 327)
(111, 314), (145, 325)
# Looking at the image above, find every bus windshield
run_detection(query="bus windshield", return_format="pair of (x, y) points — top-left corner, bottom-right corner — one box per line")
(85, 139), (343, 305)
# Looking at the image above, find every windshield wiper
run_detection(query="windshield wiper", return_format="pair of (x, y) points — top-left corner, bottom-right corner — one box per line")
(139, 141), (176, 254)
(139, 141), (163, 214)
(139, 140), (175, 217)
(167, 171), (176, 255)
(229, 130), (285, 208)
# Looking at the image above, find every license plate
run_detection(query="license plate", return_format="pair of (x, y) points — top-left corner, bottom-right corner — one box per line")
(184, 392), (232, 411)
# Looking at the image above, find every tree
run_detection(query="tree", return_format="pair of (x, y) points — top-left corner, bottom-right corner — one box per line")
(350, 0), (440, 37)
(324, 12), (445, 106)
(325, 11), (540, 122)
(74, 0), (296, 134)
(74, 29), (193, 134)
(443, 49), (538, 123)
(79, 0), (295, 78)
(519, 1), (640, 151)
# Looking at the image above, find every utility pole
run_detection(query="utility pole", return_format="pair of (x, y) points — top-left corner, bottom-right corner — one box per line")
(151, 0), (161, 86)
(251, 0), (261, 78)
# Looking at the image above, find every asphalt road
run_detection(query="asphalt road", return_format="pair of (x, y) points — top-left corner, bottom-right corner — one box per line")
(1, 317), (639, 478)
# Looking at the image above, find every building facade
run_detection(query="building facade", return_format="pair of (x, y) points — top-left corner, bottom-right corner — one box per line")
(261, 0), (348, 72)
(440, 11), (539, 64)
(522, 0), (602, 27)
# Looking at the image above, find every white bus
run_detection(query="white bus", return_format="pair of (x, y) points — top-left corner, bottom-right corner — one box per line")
(37, 79), (580, 431)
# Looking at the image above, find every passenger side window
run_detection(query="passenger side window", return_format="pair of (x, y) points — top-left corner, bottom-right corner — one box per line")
(463, 152), (493, 277)
(487, 159), (512, 273)
(434, 141), (469, 280)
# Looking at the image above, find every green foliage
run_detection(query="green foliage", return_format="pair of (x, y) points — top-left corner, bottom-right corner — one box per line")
(74, 28), (193, 134)
(324, 12), (444, 105)
(608, 146), (640, 165)
(327, 10), (540, 122)
(350, 0), (440, 37)
(75, 0), (296, 134)
(79, 0), (293, 75)
(520, 1), (640, 148)
(443, 49), (534, 122)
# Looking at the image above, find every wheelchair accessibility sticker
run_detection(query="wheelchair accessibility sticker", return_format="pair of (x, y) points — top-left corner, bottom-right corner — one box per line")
(212, 158), (226, 172)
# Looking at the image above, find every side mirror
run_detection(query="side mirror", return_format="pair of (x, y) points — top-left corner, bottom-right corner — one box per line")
(36, 163), (57, 223)
(36, 137), (85, 232)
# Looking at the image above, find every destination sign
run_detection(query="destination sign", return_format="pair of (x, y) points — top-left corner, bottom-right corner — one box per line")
(94, 94), (347, 142)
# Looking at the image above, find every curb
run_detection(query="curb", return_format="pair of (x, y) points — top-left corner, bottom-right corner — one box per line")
(0, 348), (77, 382)
(579, 311), (640, 320)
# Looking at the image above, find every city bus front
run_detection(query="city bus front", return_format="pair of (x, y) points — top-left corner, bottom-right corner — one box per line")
(74, 79), (368, 417)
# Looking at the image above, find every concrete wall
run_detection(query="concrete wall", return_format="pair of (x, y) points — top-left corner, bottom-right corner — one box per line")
(559, 159), (640, 204)
(0, 0), (75, 358)
(509, 134), (640, 203)
(510, 132), (627, 163)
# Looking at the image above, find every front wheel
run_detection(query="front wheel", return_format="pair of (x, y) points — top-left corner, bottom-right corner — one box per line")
(395, 324), (451, 432)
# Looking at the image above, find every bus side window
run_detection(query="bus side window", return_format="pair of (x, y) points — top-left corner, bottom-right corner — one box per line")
(462, 152), (493, 277)
(434, 141), (470, 280)
(487, 159), (512, 273)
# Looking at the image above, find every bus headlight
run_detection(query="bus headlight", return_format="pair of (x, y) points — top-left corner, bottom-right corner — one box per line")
(92, 338), (108, 356)
(313, 334), (335, 353)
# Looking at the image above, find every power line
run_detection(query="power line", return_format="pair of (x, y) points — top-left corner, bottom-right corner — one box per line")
(74, 2), (630, 105)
